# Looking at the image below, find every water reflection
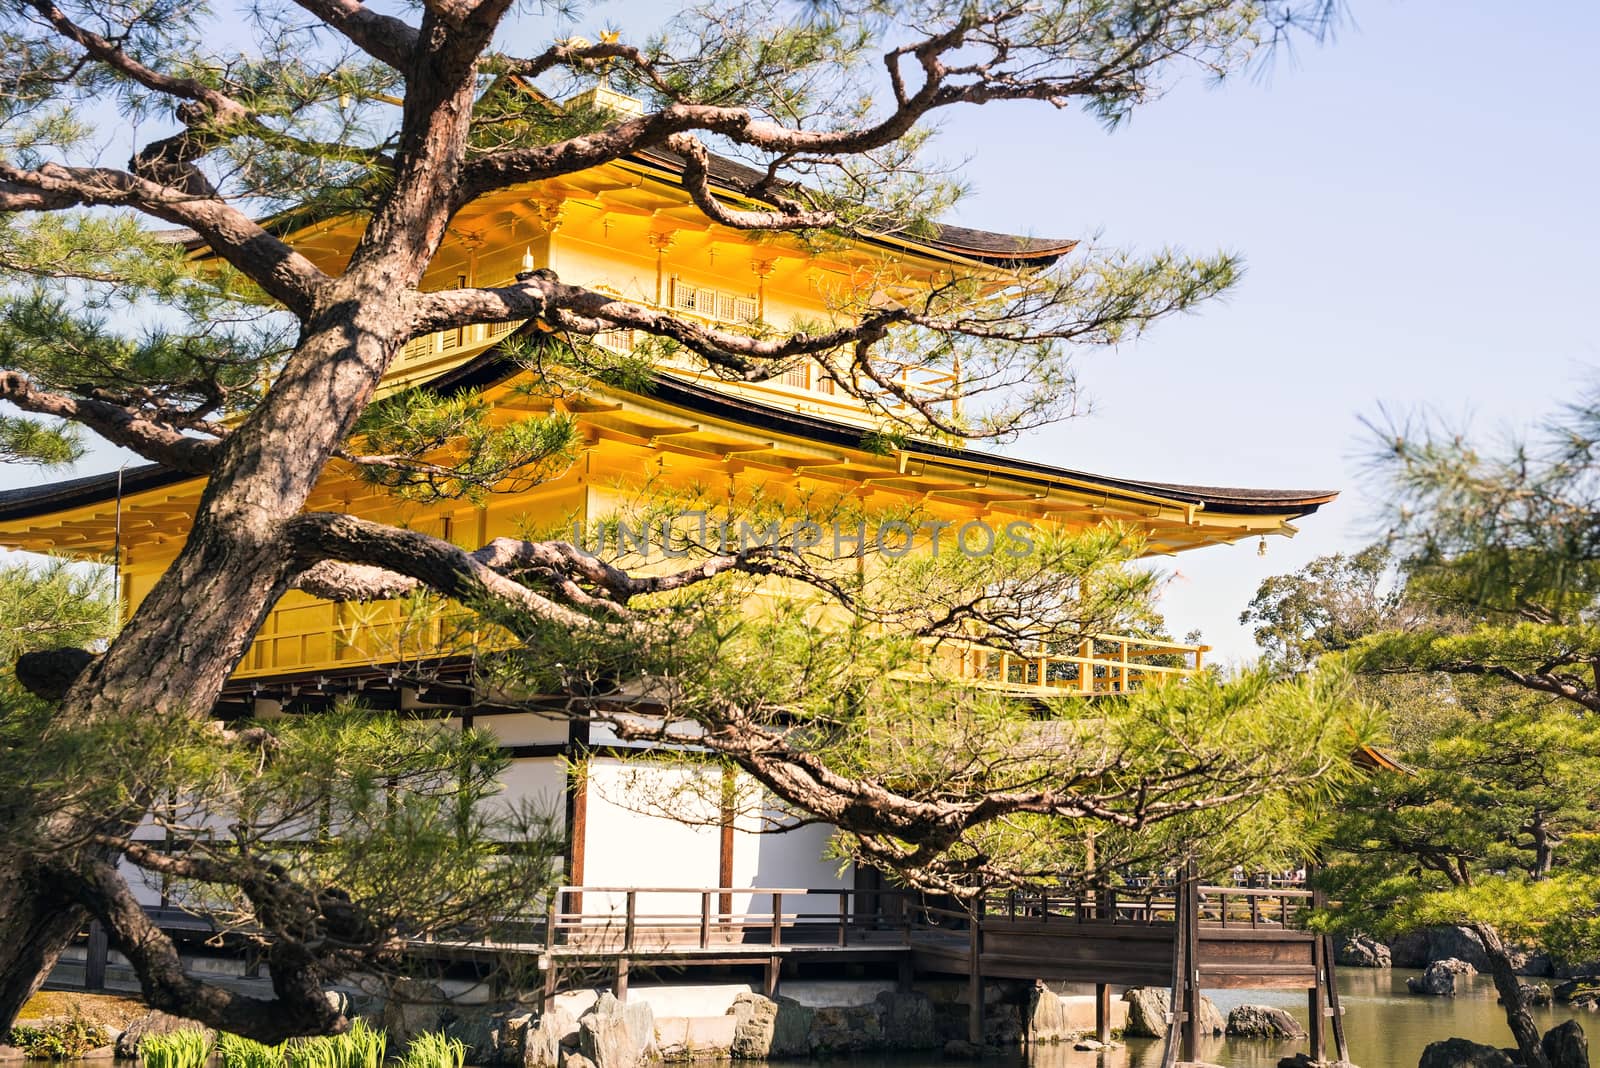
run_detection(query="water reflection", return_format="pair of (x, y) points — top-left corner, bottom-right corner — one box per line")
(1031, 971), (1596, 1068)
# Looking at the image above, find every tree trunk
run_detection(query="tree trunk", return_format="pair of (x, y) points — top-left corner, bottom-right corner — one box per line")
(1474, 923), (1550, 1068)
(0, 863), (89, 1026)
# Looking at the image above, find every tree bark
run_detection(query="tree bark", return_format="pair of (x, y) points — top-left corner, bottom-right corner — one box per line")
(1474, 923), (1551, 1068)
(0, 863), (88, 1027)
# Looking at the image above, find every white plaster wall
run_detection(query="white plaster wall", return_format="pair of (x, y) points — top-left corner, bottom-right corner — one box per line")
(730, 798), (849, 928)
(477, 711), (568, 746)
(579, 758), (721, 919)
(486, 756), (567, 827)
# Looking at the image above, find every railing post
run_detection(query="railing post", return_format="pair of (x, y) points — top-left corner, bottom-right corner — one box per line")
(624, 890), (637, 952)
(1080, 639), (1094, 694)
(967, 893), (985, 1045)
(838, 891), (849, 947)
(771, 892), (783, 947)
(700, 891), (711, 949)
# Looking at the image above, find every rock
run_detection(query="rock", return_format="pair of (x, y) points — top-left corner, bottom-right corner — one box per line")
(525, 1006), (579, 1068)
(1518, 953), (1556, 978)
(1391, 931), (1431, 969)
(1497, 983), (1554, 1007)
(1277, 1055), (1357, 1068)
(578, 993), (657, 1068)
(1336, 932), (1392, 969)
(1542, 1020), (1588, 1068)
(875, 991), (937, 1049)
(1073, 1038), (1120, 1051)
(380, 980), (448, 1047)
(324, 990), (352, 1017)
(1227, 1004), (1307, 1039)
(726, 993), (811, 1059)
(1027, 984), (1070, 1045)
(1417, 1037), (1517, 1068)
(0, 1046), (23, 1064)
(1554, 977), (1600, 1010)
(442, 1006), (502, 1064)
(1556, 959), (1600, 980)
(115, 1011), (215, 1059)
(1408, 959), (1475, 996)
(1120, 988), (1223, 1039)
(943, 1039), (982, 1059)
(1426, 928), (1491, 970)
(562, 1054), (597, 1068)
(80, 1045), (115, 1060)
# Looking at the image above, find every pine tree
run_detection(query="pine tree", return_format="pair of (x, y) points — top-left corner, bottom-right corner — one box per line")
(0, 0), (1347, 1036)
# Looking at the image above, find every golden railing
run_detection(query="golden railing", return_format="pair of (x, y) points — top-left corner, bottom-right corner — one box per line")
(929, 634), (1206, 696)
(239, 597), (1204, 699)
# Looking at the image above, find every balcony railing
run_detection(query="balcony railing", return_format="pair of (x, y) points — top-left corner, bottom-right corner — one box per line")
(928, 634), (1207, 696)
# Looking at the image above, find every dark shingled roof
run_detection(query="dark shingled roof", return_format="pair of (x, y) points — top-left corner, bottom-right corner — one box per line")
(0, 352), (1335, 524)
(159, 147), (1076, 269)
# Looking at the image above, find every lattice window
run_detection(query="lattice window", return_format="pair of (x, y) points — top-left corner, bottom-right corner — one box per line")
(671, 280), (758, 324)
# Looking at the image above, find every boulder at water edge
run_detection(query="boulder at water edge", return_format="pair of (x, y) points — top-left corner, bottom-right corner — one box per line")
(523, 1006), (578, 1068)
(1120, 987), (1223, 1038)
(578, 993), (657, 1068)
(1408, 959), (1476, 997)
(1416, 1037), (1516, 1068)
(1542, 1020), (1588, 1068)
(114, 1011), (214, 1059)
(1226, 1004), (1307, 1039)
(1336, 933), (1392, 969)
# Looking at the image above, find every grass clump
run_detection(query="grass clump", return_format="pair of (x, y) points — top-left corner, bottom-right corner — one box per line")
(394, 1032), (465, 1068)
(140, 1029), (216, 1068)
(218, 1032), (285, 1068)
(282, 1018), (386, 1068)
(7, 1016), (110, 1059)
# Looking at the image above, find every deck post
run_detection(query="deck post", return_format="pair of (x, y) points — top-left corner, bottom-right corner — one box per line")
(967, 893), (985, 1045)
(84, 920), (108, 991)
(542, 953), (558, 1014)
(764, 956), (781, 998)
(1180, 863), (1201, 1065)
(1324, 933), (1351, 1063)
(1308, 933), (1327, 1062)
(614, 957), (630, 1002)
(1094, 984), (1111, 1045)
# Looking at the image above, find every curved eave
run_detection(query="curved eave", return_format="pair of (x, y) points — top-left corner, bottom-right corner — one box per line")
(0, 350), (1335, 550)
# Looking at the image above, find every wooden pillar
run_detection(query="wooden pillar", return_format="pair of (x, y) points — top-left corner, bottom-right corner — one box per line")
(1308, 931), (1327, 1062)
(614, 958), (630, 1002)
(1094, 984), (1111, 1044)
(541, 954), (558, 1013)
(564, 721), (588, 915)
(1325, 934), (1351, 1063)
(764, 956), (781, 998)
(897, 955), (915, 993)
(967, 895), (985, 1045)
(1180, 864), (1201, 1065)
(84, 920), (108, 991)
(719, 767), (736, 920)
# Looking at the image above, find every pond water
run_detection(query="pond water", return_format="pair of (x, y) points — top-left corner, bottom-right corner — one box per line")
(766, 970), (1594, 1068)
(1044, 970), (1596, 1068)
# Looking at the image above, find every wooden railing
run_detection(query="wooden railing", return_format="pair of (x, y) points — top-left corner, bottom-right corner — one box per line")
(542, 885), (918, 953)
(983, 882), (1312, 930)
(930, 634), (1207, 696)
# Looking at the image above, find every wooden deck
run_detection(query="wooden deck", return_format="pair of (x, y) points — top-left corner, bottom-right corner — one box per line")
(134, 874), (1347, 1068)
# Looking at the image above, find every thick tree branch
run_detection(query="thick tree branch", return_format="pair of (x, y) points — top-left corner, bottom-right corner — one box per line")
(664, 134), (836, 231)
(408, 271), (906, 378)
(66, 855), (346, 1043)
(288, 0), (419, 69)
(0, 164), (327, 317)
(0, 372), (218, 473)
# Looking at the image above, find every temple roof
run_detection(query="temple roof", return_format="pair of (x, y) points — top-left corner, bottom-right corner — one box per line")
(160, 147), (1075, 270)
(0, 351), (1335, 528)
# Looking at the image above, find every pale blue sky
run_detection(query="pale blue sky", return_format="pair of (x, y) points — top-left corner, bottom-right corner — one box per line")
(4, 1), (1596, 664)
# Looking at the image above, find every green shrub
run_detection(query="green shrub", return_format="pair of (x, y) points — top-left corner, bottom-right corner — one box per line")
(282, 1018), (386, 1068)
(218, 1032), (284, 1068)
(394, 1032), (465, 1068)
(7, 1017), (110, 1059)
(140, 1029), (215, 1068)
